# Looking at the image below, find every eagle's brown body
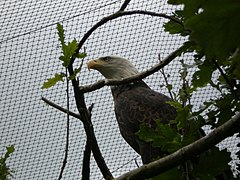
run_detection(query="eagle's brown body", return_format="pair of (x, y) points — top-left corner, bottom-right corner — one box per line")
(111, 81), (176, 163)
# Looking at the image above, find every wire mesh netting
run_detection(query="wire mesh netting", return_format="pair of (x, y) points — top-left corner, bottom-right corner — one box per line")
(0, 0), (239, 179)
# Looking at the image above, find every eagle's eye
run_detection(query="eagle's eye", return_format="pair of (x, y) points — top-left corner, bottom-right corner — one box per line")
(102, 56), (111, 62)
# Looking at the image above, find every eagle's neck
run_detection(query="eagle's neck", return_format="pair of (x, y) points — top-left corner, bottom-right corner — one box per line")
(102, 66), (139, 79)
(110, 80), (149, 98)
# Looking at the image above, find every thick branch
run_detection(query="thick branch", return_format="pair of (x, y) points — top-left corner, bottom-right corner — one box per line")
(82, 139), (91, 180)
(80, 43), (189, 93)
(82, 103), (94, 180)
(66, 65), (114, 180)
(116, 113), (240, 180)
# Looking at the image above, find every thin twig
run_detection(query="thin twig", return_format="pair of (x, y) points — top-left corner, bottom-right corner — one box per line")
(41, 97), (82, 121)
(119, 0), (131, 11)
(58, 69), (70, 180)
(158, 54), (174, 100)
(80, 43), (189, 93)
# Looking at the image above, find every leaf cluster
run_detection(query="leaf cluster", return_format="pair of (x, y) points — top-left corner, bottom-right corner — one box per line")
(166, 0), (240, 57)
(136, 120), (182, 154)
(165, 0), (240, 83)
(0, 146), (15, 180)
(42, 23), (87, 89)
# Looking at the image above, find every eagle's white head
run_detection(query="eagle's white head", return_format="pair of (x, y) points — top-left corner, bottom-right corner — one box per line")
(87, 55), (139, 80)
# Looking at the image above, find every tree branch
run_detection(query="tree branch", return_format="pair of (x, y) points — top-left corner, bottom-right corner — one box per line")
(82, 137), (91, 180)
(73, 10), (183, 64)
(41, 97), (82, 121)
(158, 54), (174, 100)
(116, 112), (240, 180)
(119, 0), (131, 11)
(80, 43), (189, 93)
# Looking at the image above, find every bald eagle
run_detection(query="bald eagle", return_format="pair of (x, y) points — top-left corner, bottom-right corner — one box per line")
(87, 55), (176, 164)
(87, 55), (233, 179)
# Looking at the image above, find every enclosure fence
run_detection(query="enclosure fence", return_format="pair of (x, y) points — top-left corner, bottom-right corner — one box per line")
(0, 0), (239, 179)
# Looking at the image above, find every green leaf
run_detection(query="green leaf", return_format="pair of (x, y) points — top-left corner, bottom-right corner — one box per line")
(217, 108), (234, 126)
(192, 68), (212, 88)
(135, 124), (158, 143)
(155, 120), (177, 141)
(57, 23), (65, 46)
(232, 63), (240, 80)
(76, 52), (87, 59)
(182, 0), (204, 19)
(213, 94), (236, 126)
(192, 60), (214, 88)
(136, 121), (181, 153)
(42, 73), (65, 89)
(69, 67), (81, 80)
(176, 105), (192, 129)
(167, 101), (182, 110)
(61, 39), (79, 67)
(6, 146), (14, 154)
(168, 101), (192, 130)
(59, 55), (65, 62)
(154, 120), (181, 152)
(164, 20), (186, 35)
(0, 145), (15, 179)
(56, 23), (79, 67)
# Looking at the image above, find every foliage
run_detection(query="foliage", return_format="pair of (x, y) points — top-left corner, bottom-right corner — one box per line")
(41, 73), (65, 89)
(42, 23), (87, 89)
(0, 146), (15, 180)
(165, 0), (240, 82)
(137, 0), (240, 178)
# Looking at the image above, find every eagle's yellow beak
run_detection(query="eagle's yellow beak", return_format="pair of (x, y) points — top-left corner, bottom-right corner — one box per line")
(87, 59), (104, 70)
(87, 60), (96, 70)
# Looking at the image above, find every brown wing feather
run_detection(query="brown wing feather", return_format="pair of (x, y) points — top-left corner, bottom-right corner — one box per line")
(111, 81), (176, 163)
